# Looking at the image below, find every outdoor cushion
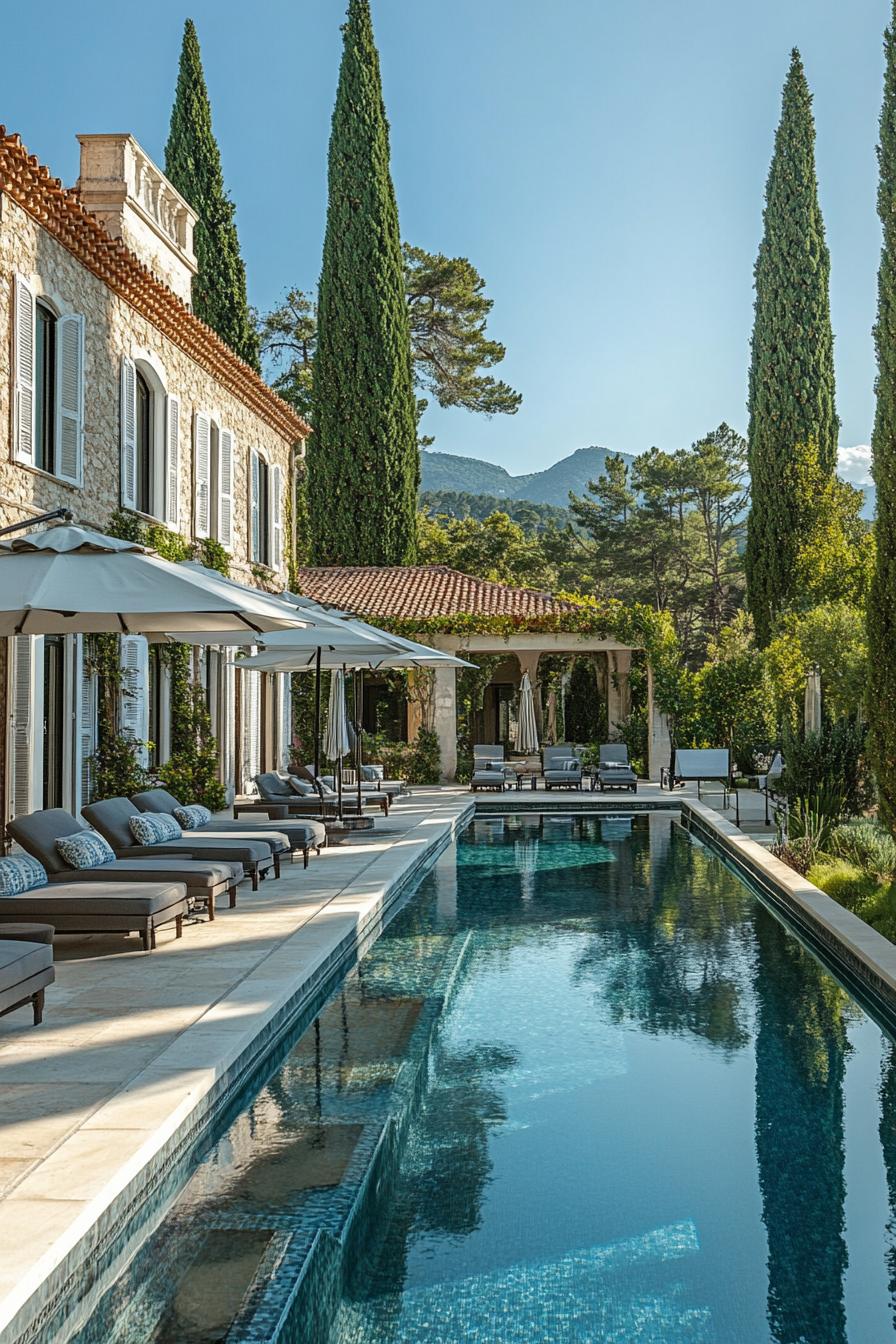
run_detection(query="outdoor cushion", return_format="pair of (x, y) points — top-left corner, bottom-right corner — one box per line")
(173, 804), (213, 830)
(56, 831), (116, 869)
(48, 860), (242, 892)
(0, 855), (48, 895)
(131, 790), (320, 851)
(256, 772), (292, 799)
(361, 764), (383, 781)
(8, 809), (94, 875)
(0, 882), (187, 917)
(131, 788), (187, 815)
(82, 798), (151, 850)
(0, 939), (54, 1018)
(289, 777), (317, 796)
(129, 813), (182, 845)
(558, 759), (580, 771)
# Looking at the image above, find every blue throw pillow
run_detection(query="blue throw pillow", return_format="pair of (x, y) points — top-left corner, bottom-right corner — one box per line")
(360, 764), (383, 781)
(0, 854), (48, 895)
(129, 813), (182, 846)
(173, 804), (212, 830)
(56, 830), (115, 869)
(289, 776), (315, 796)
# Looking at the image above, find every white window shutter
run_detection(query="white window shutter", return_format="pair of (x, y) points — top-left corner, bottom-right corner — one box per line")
(194, 412), (211, 538)
(55, 313), (84, 484)
(13, 275), (35, 467)
(165, 395), (180, 530)
(119, 635), (149, 765)
(242, 669), (261, 791)
(250, 451), (262, 562)
(8, 636), (42, 818)
(271, 463), (284, 570)
(120, 356), (137, 508)
(218, 428), (234, 552)
(221, 652), (236, 802)
(78, 642), (97, 809)
(279, 673), (293, 770)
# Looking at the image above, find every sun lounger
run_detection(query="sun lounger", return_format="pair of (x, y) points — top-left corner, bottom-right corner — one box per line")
(0, 938), (54, 1024)
(596, 744), (638, 793)
(131, 789), (326, 868)
(296, 767), (391, 815)
(661, 748), (739, 822)
(0, 882), (187, 950)
(470, 745), (518, 792)
(82, 797), (277, 890)
(8, 809), (240, 921)
(542, 746), (583, 790)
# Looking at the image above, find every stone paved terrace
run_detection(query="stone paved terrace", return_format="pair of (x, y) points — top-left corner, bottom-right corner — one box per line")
(0, 779), (773, 1343)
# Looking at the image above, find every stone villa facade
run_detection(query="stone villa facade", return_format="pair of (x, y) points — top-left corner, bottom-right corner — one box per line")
(0, 126), (309, 822)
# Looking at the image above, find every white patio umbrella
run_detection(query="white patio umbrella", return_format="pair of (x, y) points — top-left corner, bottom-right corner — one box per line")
(515, 671), (540, 754)
(804, 665), (822, 736)
(0, 525), (311, 637)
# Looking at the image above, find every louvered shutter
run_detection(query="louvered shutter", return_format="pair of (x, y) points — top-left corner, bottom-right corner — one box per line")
(250, 451), (261, 562)
(13, 276), (35, 466)
(271, 464), (284, 570)
(8, 636), (42, 819)
(55, 313), (84, 484)
(194, 412), (211, 538)
(78, 642), (97, 809)
(120, 356), (137, 508)
(165, 395), (180, 529)
(218, 428), (234, 551)
(242, 669), (261, 791)
(279, 672), (293, 770)
(119, 635), (149, 765)
(221, 652), (236, 801)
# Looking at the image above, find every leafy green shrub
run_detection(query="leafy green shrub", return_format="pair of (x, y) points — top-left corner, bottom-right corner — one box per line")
(363, 728), (441, 786)
(779, 717), (871, 817)
(779, 787), (845, 862)
(829, 820), (896, 883)
(89, 734), (150, 801)
(806, 859), (880, 910)
(157, 682), (226, 811)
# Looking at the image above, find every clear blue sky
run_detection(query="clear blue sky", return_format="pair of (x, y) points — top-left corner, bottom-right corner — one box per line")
(3, 0), (890, 477)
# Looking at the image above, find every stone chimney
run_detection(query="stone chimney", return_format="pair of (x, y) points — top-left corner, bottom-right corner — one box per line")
(76, 134), (198, 307)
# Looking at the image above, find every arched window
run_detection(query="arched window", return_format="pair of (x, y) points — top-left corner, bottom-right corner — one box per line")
(120, 355), (180, 526)
(12, 276), (84, 483)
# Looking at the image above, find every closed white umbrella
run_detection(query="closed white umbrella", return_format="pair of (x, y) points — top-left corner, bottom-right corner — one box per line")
(804, 665), (822, 736)
(0, 525), (310, 636)
(515, 672), (539, 754)
(324, 668), (352, 818)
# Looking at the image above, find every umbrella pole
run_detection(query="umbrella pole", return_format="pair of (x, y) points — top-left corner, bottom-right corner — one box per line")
(313, 647), (322, 778)
(337, 663), (345, 821)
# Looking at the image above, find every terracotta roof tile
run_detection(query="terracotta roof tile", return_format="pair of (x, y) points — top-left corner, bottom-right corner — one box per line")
(0, 128), (308, 444)
(296, 565), (580, 621)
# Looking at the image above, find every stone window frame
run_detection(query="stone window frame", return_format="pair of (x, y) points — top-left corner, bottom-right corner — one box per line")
(121, 346), (180, 530)
(249, 445), (284, 572)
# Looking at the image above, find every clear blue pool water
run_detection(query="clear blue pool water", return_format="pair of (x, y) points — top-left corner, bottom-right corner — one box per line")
(72, 813), (896, 1343)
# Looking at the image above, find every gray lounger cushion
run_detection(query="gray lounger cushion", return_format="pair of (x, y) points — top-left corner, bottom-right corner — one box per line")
(82, 798), (272, 866)
(0, 939), (54, 1016)
(0, 882), (188, 934)
(130, 790), (302, 852)
(255, 776), (362, 816)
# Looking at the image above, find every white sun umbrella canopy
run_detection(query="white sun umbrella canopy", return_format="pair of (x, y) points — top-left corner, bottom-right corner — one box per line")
(515, 671), (540, 754)
(0, 526), (312, 637)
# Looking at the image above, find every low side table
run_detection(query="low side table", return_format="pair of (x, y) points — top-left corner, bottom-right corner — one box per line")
(514, 768), (540, 791)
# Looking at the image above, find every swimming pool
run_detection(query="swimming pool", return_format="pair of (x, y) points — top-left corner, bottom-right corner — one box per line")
(70, 812), (896, 1342)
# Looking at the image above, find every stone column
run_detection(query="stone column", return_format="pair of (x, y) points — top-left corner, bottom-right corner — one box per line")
(606, 649), (632, 738)
(433, 664), (458, 782)
(515, 651), (542, 741)
(646, 661), (672, 782)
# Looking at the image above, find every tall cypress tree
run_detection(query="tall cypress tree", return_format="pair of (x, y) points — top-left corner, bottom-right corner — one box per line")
(309, 0), (418, 565)
(868, 4), (896, 826)
(746, 50), (837, 646)
(165, 19), (260, 370)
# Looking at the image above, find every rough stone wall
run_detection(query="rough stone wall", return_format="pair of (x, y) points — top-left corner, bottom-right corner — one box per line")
(0, 192), (297, 585)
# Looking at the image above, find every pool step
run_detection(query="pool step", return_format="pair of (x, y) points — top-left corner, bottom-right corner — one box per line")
(334, 1221), (711, 1343)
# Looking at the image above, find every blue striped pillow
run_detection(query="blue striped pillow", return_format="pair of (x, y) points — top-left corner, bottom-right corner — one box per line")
(56, 831), (115, 869)
(0, 854), (48, 895)
(129, 813), (182, 845)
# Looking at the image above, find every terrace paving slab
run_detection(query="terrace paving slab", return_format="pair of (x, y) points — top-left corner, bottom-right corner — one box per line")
(0, 787), (473, 1344)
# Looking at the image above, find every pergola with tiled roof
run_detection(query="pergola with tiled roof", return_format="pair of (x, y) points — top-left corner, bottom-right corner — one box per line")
(0, 127), (308, 444)
(296, 564), (670, 781)
(295, 565), (581, 621)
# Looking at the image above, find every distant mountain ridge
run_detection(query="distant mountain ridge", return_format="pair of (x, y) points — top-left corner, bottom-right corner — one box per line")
(420, 446), (637, 509)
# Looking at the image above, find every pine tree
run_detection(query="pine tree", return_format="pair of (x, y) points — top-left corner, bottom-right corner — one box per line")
(746, 50), (838, 646)
(868, 5), (896, 826)
(308, 0), (418, 565)
(165, 19), (260, 370)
